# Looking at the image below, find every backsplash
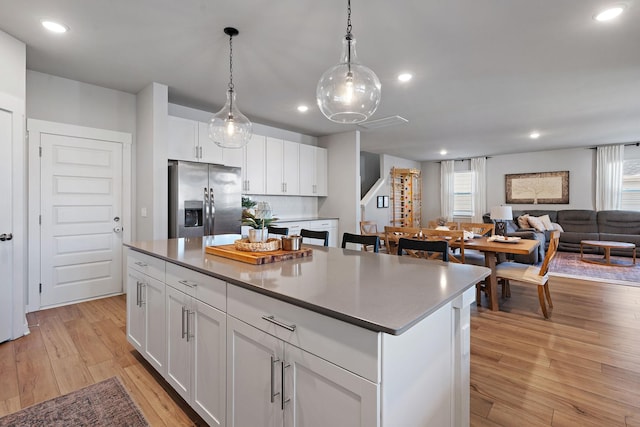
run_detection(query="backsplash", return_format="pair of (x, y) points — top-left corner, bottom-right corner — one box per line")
(242, 195), (318, 220)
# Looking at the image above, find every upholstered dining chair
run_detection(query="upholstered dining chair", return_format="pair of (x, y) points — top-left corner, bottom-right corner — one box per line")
(300, 229), (329, 246)
(494, 230), (560, 318)
(341, 233), (380, 253)
(396, 238), (449, 261)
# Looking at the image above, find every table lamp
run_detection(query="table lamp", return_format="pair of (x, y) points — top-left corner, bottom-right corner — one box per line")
(490, 206), (513, 236)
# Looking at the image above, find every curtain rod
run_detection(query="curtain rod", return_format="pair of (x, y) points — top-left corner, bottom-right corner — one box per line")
(589, 142), (640, 150)
(436, 156), (491, 163)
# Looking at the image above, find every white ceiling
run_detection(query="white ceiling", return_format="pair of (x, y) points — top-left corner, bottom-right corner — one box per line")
(1, 0), (639, 161)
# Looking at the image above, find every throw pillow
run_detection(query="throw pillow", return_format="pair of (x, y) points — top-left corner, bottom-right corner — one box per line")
(527, 216), (545, 232)
(539, 214), (553, 230)
(551, 222), (564, 232)
(517, 214), (530, 229)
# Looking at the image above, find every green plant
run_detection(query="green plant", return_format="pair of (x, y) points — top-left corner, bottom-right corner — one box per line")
(242, 196), (257, 209)
(241, 210), (278, 229)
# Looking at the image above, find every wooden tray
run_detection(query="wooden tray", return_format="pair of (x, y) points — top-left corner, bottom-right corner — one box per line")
(205, 244), (313, 265)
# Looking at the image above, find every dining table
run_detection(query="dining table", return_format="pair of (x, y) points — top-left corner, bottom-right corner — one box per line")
(451, 236), (540, 311)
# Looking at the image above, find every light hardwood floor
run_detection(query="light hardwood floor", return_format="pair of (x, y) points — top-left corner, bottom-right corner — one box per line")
(1, 276), (639, 426)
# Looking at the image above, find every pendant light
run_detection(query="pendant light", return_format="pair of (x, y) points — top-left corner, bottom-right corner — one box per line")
(316, 0), (381, 124)
(209, 27), (252, 149)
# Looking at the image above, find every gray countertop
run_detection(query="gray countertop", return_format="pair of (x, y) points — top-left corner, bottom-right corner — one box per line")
(125, 236), (489, 335)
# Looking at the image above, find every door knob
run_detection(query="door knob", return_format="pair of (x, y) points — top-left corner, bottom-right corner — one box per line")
(0, 233), (12, 241)
(114, 216), (120, 222)
(113, 226), (122, 233)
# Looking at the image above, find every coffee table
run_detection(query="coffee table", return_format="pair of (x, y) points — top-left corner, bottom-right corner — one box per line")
(580, 240), (636, 266)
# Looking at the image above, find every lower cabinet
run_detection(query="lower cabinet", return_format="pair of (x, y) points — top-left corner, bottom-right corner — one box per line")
(166, 285), (226, 427)
(126, 267), (166, 374)
(227, 316), (378, 427)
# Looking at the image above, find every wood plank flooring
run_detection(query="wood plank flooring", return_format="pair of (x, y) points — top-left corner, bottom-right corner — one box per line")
(1, 276), (639, 426)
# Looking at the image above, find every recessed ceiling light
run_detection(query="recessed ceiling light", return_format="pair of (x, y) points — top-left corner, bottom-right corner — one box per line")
(297, 105), (309, 113)
(41, 19), (69, 33)
(398, 73), (413, 82)
(440, 150), (447, 155)
(594, 5), (625, 21)
(529, 131), (541, 139)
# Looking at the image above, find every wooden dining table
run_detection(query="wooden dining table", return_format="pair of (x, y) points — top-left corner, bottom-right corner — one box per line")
(451, 237), (540, 311)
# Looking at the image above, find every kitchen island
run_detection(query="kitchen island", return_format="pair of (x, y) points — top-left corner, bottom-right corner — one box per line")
(125, 236), (489, 427)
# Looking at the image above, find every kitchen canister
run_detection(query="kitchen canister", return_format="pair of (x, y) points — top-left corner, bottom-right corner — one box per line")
(282, 235), (302, 251)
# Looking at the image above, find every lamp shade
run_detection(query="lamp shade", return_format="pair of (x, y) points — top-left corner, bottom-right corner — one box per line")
(490, 206), (513, 221)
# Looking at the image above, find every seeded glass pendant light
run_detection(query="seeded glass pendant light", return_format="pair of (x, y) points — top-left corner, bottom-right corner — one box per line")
(209, 27), (252, 149)
(316, 0), (381, 124)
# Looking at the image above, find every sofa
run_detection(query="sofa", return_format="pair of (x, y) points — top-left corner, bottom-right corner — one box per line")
(483, 209), (640, 264)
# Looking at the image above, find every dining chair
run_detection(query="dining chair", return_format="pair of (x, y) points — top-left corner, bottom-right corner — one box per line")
(458, 222), (495, 237)
(396, 238), (449, 261)
(494, 230), (560, 318)
(426, 220), (459, 230)
(267, 226), (289, 237)
(360, 221), (385, 251)
(420, 228), (466, 263)
(341, 233), (380, 253)
(300, 229), (329, 246)
(383, 226), (421, 254)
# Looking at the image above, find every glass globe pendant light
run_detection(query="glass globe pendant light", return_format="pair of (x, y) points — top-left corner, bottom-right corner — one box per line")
(316, 0), (381, 124)
(209, 27), (252, 149)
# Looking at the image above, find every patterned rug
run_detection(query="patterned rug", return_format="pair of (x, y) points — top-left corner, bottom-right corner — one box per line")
(0, 377), (148, 427)
(549, 251), (640, 286)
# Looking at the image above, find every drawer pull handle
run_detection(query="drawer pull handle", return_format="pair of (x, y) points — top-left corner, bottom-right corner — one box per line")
(178, 280), (198, 288)
(261, 315), (296, 332)
(134, 261), (148, 267)
(281, 361), (291, 410)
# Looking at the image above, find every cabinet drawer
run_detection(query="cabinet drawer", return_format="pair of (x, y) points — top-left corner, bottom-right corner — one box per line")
(128, 251), (165, 282)
(227, 285), (380, 382)
(309, 219), (337, 229)
(166, 262), (226, 311)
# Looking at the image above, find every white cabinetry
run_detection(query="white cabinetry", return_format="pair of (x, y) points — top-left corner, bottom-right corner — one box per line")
(240, 134), (266, 194)
(266, 137), (299, 195)
(165, 263), (226, 427)
(168, 116), (224, 163)
(299, 145), (328, 196)
(275, 219), (338, 247)
(227, 286), (378, 427)
(126, 251), (166, 374)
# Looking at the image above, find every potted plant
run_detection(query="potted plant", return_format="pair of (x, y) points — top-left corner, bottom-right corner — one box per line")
(242, 210), (278, 242)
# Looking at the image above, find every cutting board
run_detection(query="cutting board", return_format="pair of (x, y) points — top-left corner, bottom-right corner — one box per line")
(205, 244), (313, 265)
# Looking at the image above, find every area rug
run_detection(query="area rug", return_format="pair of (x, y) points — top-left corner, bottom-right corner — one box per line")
(0, 377), (148, 427)
(549, 251), (640, 286)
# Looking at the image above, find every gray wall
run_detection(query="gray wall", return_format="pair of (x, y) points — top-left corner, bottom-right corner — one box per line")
(0, 30), (25, 99)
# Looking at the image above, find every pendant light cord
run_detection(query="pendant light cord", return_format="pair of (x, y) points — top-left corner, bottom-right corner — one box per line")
(346, 0), (352, 71)
(228, 32), (234, 112)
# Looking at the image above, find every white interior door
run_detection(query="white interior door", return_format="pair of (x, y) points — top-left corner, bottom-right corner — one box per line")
(39, 132), (123, 307)
(0, 108), (14, 342)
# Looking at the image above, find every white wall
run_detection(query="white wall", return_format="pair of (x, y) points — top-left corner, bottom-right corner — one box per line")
(318, 131), (360, 238)
(26, 71), (136, 135)
(423, 147), (598, 221)
(0, 30), (25, 99)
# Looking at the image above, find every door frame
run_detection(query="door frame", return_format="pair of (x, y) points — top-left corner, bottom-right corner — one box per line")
(0, 93), (27, 339)
(27, 119), (132, 312)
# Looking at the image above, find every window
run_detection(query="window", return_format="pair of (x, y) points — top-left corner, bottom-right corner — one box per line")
(622, 159), (640, 211)
(453, 171), (473, 216)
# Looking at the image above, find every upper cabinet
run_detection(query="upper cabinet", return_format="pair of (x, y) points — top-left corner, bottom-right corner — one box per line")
(265, 137), (299, 195)
(168, 116), (223, 163)
(168, 115), (327, 196)
(299, 144), (328, 196)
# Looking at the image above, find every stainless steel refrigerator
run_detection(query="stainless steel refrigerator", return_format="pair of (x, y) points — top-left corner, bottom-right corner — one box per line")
(168, 160), (242, 238)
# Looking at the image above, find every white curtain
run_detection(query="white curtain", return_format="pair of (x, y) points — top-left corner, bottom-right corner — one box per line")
(471, 157), (487, 222)
(596, 144), (624, 211)
(440, 160), (455, 220)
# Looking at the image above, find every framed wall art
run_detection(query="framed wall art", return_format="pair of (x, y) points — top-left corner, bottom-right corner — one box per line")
(505, 171), (569, 204)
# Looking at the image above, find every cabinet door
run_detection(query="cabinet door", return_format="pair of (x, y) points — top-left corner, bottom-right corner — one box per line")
(198, 122), (224, 164)
(284, 344), (378, 427)
(192, 300), (226, 427)
(166, 286), (192, 401)
(298, 144), (315, 196)
(265, 137), (284, 195)
(227, 316), (284, 427)
(168, 116), (198, 161)
(315, 147), (328, 196)
(245, 134), (266, 194)
(126, 269), (145, 352)
(282, 140), (299, 195)
(144, 276), (166, 374)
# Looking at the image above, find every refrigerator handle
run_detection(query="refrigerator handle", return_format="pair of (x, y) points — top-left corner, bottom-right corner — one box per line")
(204, 187), (209, 235)
(209, 187), (215, 235)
